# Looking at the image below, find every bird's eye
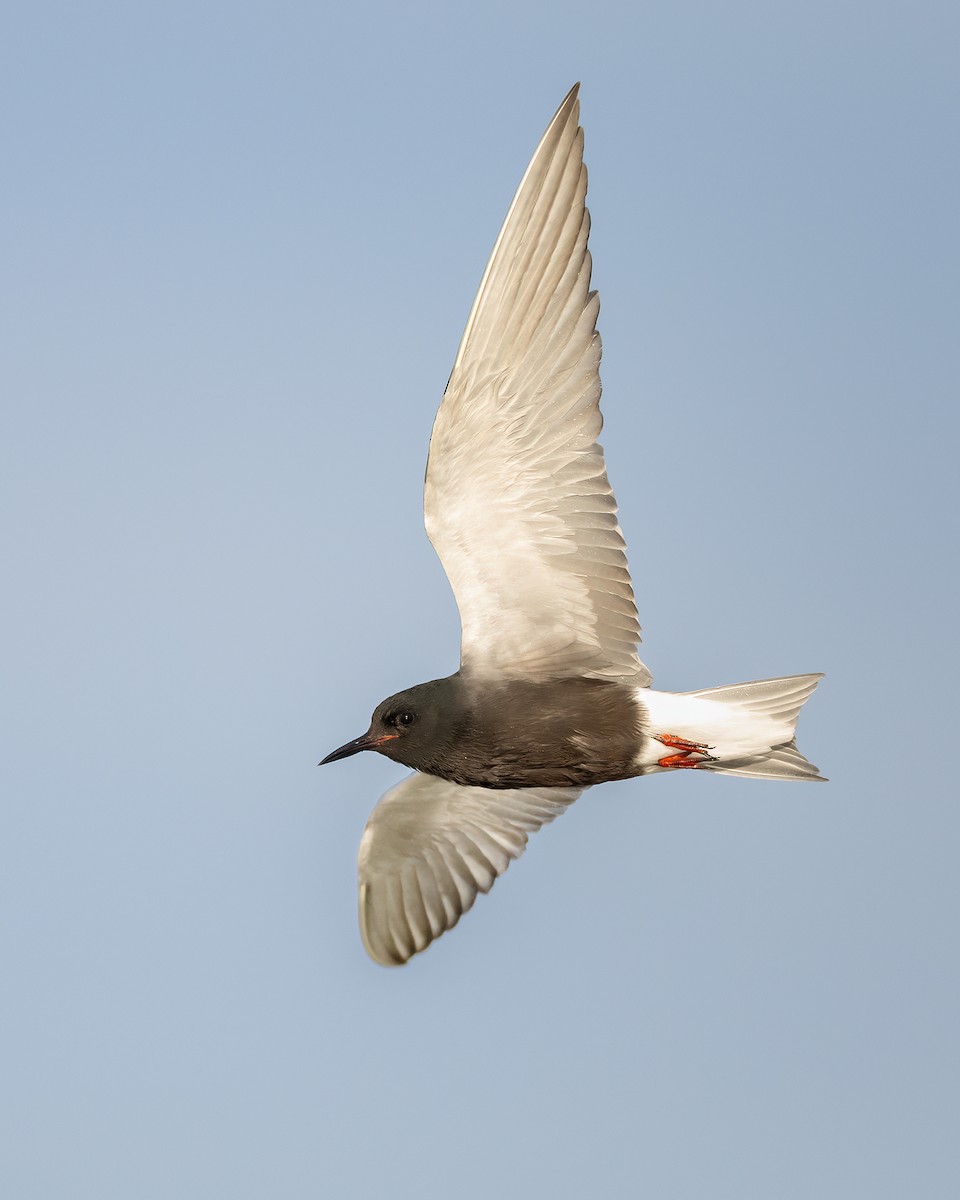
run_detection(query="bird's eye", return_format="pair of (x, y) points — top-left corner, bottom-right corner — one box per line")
(397, 712), (414, 727)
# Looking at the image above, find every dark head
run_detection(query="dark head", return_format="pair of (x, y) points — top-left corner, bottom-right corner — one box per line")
(319, 676), (468, 774)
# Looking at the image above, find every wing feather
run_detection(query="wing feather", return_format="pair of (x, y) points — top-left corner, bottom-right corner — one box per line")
(425, 85), (650, 684)
(357, 772), (582, 966)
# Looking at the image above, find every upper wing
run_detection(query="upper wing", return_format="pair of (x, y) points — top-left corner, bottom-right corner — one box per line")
(357, 772), (582, 966)
(424, 84), (650, 685)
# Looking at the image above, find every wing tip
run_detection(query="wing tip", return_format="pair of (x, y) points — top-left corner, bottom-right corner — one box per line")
(358, 881), (410, 967)
(556, 82), (581, 125)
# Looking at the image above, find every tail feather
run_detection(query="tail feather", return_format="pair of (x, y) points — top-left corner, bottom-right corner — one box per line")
(646, 673), (826, 782)
(697, 674), (824, 781)
(682, 673), (823, 726)
(708, 738), (826, 782)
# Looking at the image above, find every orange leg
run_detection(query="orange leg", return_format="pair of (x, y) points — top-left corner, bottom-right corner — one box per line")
(655, 733), (717, 770)
(657, 752), (707, 768)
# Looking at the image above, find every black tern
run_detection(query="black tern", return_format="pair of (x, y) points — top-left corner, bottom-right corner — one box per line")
(321, 84), (824, 966)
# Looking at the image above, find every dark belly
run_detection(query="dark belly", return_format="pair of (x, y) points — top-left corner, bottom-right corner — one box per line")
(443, 677), (645, 789)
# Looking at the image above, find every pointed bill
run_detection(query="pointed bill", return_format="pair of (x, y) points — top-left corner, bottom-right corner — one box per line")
(424, 85), (651, 684)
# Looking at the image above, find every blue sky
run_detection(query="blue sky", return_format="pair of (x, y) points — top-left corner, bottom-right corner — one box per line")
(3, 2), (958, 1197)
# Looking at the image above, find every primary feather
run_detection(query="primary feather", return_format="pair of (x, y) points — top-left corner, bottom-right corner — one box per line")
(424, 84), (649, 685)
(358, 774), (582, 966)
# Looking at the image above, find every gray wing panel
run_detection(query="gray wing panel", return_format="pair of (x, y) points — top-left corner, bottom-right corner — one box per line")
(424, 86), (650, 685)
(358, 772), (582, 965)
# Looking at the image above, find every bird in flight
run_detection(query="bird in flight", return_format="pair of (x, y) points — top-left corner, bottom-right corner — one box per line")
(321, 84), (824, 966)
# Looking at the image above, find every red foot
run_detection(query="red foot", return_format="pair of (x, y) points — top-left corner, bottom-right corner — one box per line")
(655, 733), (717, 770)
(657, 752), (708, 768)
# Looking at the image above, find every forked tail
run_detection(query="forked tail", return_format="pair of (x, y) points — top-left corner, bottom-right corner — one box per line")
(642, 674), (825, 780)
(680, 673), (825, 781)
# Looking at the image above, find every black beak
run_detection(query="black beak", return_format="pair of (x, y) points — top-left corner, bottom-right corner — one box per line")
(319, 731), (397, 766)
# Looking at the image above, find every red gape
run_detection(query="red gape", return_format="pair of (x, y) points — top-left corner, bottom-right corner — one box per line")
(655, 734), (717, 770)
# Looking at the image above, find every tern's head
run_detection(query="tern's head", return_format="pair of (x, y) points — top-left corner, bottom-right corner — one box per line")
(319, 677), (467, 772)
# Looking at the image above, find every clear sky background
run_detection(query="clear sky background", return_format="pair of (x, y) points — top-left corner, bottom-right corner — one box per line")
(3, 2), (958, 1197)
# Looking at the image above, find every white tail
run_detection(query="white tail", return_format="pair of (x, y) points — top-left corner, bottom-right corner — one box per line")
(640, 674), (825, 781)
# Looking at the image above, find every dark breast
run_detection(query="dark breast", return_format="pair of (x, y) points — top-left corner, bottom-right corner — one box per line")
(441, 677), (646, 789)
